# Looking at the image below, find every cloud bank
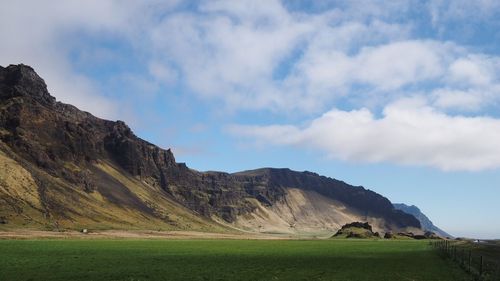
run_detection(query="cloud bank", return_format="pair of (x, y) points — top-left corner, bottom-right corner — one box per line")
(1, 0), (500, 171)
(230, 97), (500, 171)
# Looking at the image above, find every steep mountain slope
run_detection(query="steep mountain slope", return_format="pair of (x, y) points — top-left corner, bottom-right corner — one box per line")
(0, 64), (421, 234)
(230, 169), (420, 234)
(393, 203), (451, 237)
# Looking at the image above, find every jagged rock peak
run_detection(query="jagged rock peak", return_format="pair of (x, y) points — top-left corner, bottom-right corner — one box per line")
(111, 120), (134, 138)
(0, 64), (55, 106)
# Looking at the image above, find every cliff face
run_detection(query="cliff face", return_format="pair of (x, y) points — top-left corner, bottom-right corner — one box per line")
(0, 64), (179, 191)
(0, 64), (225, 231)
(0, 64), (420, 233)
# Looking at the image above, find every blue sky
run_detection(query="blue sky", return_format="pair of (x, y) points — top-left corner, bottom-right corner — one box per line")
(1, 0), (499, 239)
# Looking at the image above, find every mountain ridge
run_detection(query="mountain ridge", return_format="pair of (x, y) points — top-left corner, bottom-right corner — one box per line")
(0, 63), (421, 235)
(393, 203), (451, 238)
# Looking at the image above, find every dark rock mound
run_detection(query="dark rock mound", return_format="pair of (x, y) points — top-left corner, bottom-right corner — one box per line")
(333, 222), (378, 239)
(343, 222), (373, 231)
(384, 231), (442, 240)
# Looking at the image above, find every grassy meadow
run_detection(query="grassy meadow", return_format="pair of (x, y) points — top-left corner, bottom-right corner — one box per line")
(0, 239), (469, 281)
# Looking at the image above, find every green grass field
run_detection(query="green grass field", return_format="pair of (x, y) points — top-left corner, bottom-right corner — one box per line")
(0, 239), (469, 281)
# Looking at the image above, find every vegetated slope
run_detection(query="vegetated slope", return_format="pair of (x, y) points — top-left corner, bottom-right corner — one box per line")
(0, 64), (420, 234)
(393, 203), (451, 237)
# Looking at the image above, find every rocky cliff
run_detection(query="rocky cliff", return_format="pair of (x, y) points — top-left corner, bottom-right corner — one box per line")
(0, 64), (421, 234)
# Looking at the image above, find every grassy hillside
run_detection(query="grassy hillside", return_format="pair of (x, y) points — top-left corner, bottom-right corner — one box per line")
(0, 240), (468, 281)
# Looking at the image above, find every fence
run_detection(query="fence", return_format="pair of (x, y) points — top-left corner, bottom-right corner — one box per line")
(431, 240), (500, 281)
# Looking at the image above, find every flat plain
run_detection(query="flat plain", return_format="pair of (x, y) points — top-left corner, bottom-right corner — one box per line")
(0, 239), (469, 281)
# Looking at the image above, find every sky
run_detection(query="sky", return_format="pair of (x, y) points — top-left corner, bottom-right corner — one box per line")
(1, 0), (499, 239)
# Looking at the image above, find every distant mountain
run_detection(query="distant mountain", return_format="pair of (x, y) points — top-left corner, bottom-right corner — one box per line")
(0, 64), (421, 235)
(393, 203), (451, 237)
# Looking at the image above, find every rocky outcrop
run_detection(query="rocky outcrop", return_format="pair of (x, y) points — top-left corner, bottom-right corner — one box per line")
(0, 64), (421, 232)
(341, 222), (373, 231)
(383, 231), (442, 240)
(333, 222), (380, 238)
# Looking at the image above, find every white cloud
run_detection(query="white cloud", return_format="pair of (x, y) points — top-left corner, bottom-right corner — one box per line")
(3, 0), (498, 116)
(146, 2), (500, 114)
(355, 41), (446, 90)
(432, 89), (484, 111)
(447, 57), (494, 86)
(149, 0), (317, 111)
(230, 97), (500, 171)
(431, 55), (500, 112)
(148, 61), (178, 85)
(148, 3), (427, 112)
(290, 40), (451, 96)
(429, 0), (500, 26)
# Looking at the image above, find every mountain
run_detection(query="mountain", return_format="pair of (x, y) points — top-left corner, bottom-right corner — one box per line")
(0, 64), (421, 235)
(393, 203), (451, 237)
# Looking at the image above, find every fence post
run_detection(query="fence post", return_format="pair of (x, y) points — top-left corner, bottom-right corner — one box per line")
(461, 249), (464, 266)
(479, 256), (483, 276)
(468, 250), (471, 272)
(497, 262), (500, 280)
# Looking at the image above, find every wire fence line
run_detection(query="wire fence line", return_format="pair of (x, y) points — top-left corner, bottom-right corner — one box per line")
(431, 240), (500, 281)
